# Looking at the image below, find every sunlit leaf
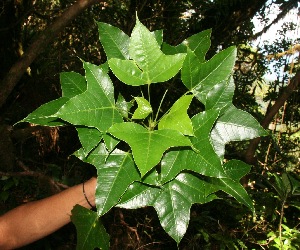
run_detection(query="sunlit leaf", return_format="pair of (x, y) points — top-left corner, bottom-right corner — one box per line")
(162, 42), (186, 55)
(181, 47), (236, 101)
(57, 62), (123, 132)
(158, 95), (194, 136)
(209, 160), (253, 212)
(183, 29), (211, 62)
(132, 97), (153, 119)
(200, 76), (235, 113)
(108, 17), (186, 85)
(118, 173), (219, 243)
(211, 105), (268, 159)
(141, 167), (161, 186)
(108, 122), (192, 176)
(71, 205), (109, 250)
(153, 29), (163, 46)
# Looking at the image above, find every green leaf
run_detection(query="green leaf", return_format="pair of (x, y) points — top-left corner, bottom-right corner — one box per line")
(161, 110), (225, 183)
(153, 29), (163, 46)
(268, 173), (288, 200)
(97, 21), (130, 60)
(211, 177), (254, 212)
(102, 133), (119, 152)
(71, 205), (110, 250)
(141, 167), (161, 186)
(211, 105), (268, 159)
(158, 95), (194, 136)
(76, 126), (102, 156)
(183, 29), (211, 62)
(222, 160), (251, 181)
(162, 42), (186, 55)
(108, 17), (186, 85)
(162, 29), (211, 62)
(20, 97), (69, 126)
(108, 122), (192, 176)
(20, 72), (88, 126)
(132, 97), (153, 119)
(116, 93), (133, 118)
(286, 173), (300, 194)
(81, 143), (140, 215)
(118, 173), (219, 243)
(208, 154), (255, 213)
(181, 47), (236, 100)
(60, 72), (87, 99)
(200, 76), (235, 113)
(57, 62), (123, 132)
(108, 59), (147, 85)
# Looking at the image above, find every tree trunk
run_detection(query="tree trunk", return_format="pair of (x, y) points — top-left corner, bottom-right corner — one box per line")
(244, 71), (300, 164)
(0, 0), (101, 109)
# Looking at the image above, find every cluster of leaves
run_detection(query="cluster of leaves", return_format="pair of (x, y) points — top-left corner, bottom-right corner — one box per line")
(251, 172), (300, 249)
(19, 16), (267, 249)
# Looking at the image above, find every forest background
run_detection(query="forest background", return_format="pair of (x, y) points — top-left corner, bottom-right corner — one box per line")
(0, 0), (299, 249)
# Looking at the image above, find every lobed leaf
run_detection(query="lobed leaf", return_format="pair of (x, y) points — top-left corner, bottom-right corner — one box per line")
(108, 122), (192, 176)
(108, 17), (186, 85)
(77, 143), (140, 216)
(161, 110), (225, 183)
(222, 159), (251, 181)
(211, 177), (254, 212)
(152, 29), (163, 46)
(118, 173), (219, 243)
(116, 93), (133, 118)
(209, 160), (253, 212)
(199, 76), (235, 113)
(183, 29), (211, 62)
(57, 61), (123, 132)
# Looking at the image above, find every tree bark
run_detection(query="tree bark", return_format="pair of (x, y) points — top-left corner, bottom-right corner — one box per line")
(0, 0), (101, 109)
(244, 71), (300, 164)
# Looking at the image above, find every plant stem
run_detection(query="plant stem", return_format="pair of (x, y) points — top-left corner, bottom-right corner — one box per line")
(279, 198), (286, 250)
(154, 89), (168, 123)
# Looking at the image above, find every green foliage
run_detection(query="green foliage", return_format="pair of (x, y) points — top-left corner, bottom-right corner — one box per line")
(266, 224), (300, 250)
(19, 16), (268, 248)
(71, 205), (110, 250)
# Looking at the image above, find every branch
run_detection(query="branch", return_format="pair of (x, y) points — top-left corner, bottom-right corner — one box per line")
(251, 0), (295, 41)
(244, 71), (300, 164)
(0, 160), (69, 193)
(0, 0), (102, 109)
(266, 44), (300, 60)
